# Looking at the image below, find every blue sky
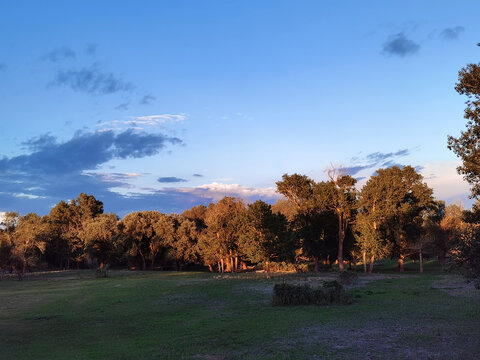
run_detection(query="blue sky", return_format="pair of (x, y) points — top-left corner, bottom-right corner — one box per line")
(0, 0), (478, 216)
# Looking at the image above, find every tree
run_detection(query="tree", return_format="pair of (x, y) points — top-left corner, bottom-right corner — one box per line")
(326, 166), (357, 271)
(46, 194), (104, 269)
(201, 197), (245, 272)
(448, 49), (480, 196)
(78, 213), (119, 267)
(437, 203), (464, 265)
(12, 213), (48, 278)
(238, 200), (294, 278)
(121, 211), (172, 270)
(354, 211), (391, 273)
(276, 174), (339, 271)
(450, 223), (480, 288)
(359, 166), (434, 272)
(0, 212), (17, 275)
(412, 201), (444, 273)
(171, 216), (200, 270)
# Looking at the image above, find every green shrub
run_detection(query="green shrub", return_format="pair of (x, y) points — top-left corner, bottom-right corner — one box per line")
(338, 271), (358, 286)
(95, 264), (109, 278)
(272, 281), (352, 306)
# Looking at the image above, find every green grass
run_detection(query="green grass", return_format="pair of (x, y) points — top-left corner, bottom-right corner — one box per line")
(1, 268), (479, 359)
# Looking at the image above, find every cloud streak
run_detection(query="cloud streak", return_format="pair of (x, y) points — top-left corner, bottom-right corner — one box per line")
(52, 65), (134, 95)
(42, 46), (76, 62)
(344, 148), (410, 176)
(441, 26), (464, 40)
(171, 182), (280, 202)
(382, 33), (420, 57)
(158, 177), (188, 183)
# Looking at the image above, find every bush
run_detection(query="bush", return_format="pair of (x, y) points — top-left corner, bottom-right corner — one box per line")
(95, 264), (109, 278)
(257, 261), (309, 273)
(272, 281), (352, 306)
(338, 271), (358, 286)
(450, 224), (480, 288)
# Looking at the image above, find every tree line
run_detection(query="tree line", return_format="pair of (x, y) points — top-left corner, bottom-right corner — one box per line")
(0, 165), (467, 280)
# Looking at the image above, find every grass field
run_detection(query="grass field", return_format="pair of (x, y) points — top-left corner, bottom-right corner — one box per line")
(1, 262), (479, 359)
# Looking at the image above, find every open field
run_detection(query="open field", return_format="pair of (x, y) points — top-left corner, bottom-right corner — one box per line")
(1, 264), (480, 359)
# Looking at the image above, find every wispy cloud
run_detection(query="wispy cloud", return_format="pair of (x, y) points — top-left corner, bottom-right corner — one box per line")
(85, 43), (97, 55)
(52, 65), (134, 95)
(344, 148), (410, 176)
(440, 26), (464, 40)
(158, 177), (188, 183)
(171, 182), (280, 203)
(115, 103), (130, 111)
(382, 33), (420, 57)
(421, 162), (470, 205)
(42, 46), (76, 62)
(193, 173), (203, 177)
(140, 94), (156, 105)
(127, 114), (187, 126)
(98, 114), (187, 131)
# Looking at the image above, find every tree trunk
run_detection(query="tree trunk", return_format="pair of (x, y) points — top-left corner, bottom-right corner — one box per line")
(220, 258), (224, 273)
(398, 255), (404, 272)
(150, 257), (155, 270)
(266, 260), (271, 279)
(362, 251), (367, 273)
(141, 256), (146, 271)
(419, 248), (423, 273)
(208, 264), (213, 272)
(217, 262), (221, 272)
(338, 216), (345, 271)
(314, 257), (319, 272)
(235, 256), (238, 272)
(369, 255), (374, 274)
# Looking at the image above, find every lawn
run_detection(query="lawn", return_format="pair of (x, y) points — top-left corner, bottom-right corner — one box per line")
(1, 265), (479, 359)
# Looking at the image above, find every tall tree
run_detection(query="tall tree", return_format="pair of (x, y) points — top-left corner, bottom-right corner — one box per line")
(448, 48), (480, 196)
(171, 216), (200, 270)
(121, 211), (172, 270)
(326, 167), (357, 271)
(276, 174), (339, 271)
(78, 213), (119, 267)
(12, 213), (48, 278)
(360, 166), (434, 271)
(201, 197), (245, 272)
(238, 200), (294, 278)
(0, 212), (17, 276)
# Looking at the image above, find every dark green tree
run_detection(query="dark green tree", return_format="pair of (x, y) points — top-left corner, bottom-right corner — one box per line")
(448, 48), (480, 196)
(360, 166), (434, 271)
(238, 200), (295, 278)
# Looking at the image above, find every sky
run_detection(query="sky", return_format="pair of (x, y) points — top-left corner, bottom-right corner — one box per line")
(0, 0), (479, 217)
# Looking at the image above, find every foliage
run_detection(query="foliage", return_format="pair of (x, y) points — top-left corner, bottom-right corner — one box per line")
(450, 224), (480, 288)
(448, 60), (480, 196)
(271, 281), (352, 306)
(338, 271), (358, 286)
(357, 166), (434, 271)
(238, 200), (295, 277)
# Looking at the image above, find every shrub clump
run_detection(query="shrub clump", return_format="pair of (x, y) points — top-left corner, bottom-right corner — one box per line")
(271, 280), (353, 306)
(338, 271), (358, 286)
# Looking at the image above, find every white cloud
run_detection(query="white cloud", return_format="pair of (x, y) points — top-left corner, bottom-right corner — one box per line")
(421, 162), (471, 204)
(127, 114), (187, 126)
(13, 193), (46, 199)
(97, 114), (187, 131)
(173, 182), (280, 202)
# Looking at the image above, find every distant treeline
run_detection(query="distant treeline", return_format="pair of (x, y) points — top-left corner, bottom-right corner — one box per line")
(0, 165), (471, 279)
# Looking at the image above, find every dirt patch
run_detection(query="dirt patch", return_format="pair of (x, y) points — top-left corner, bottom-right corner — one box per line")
(272, 320), (479, 359)
(431, 275), (480, 297)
